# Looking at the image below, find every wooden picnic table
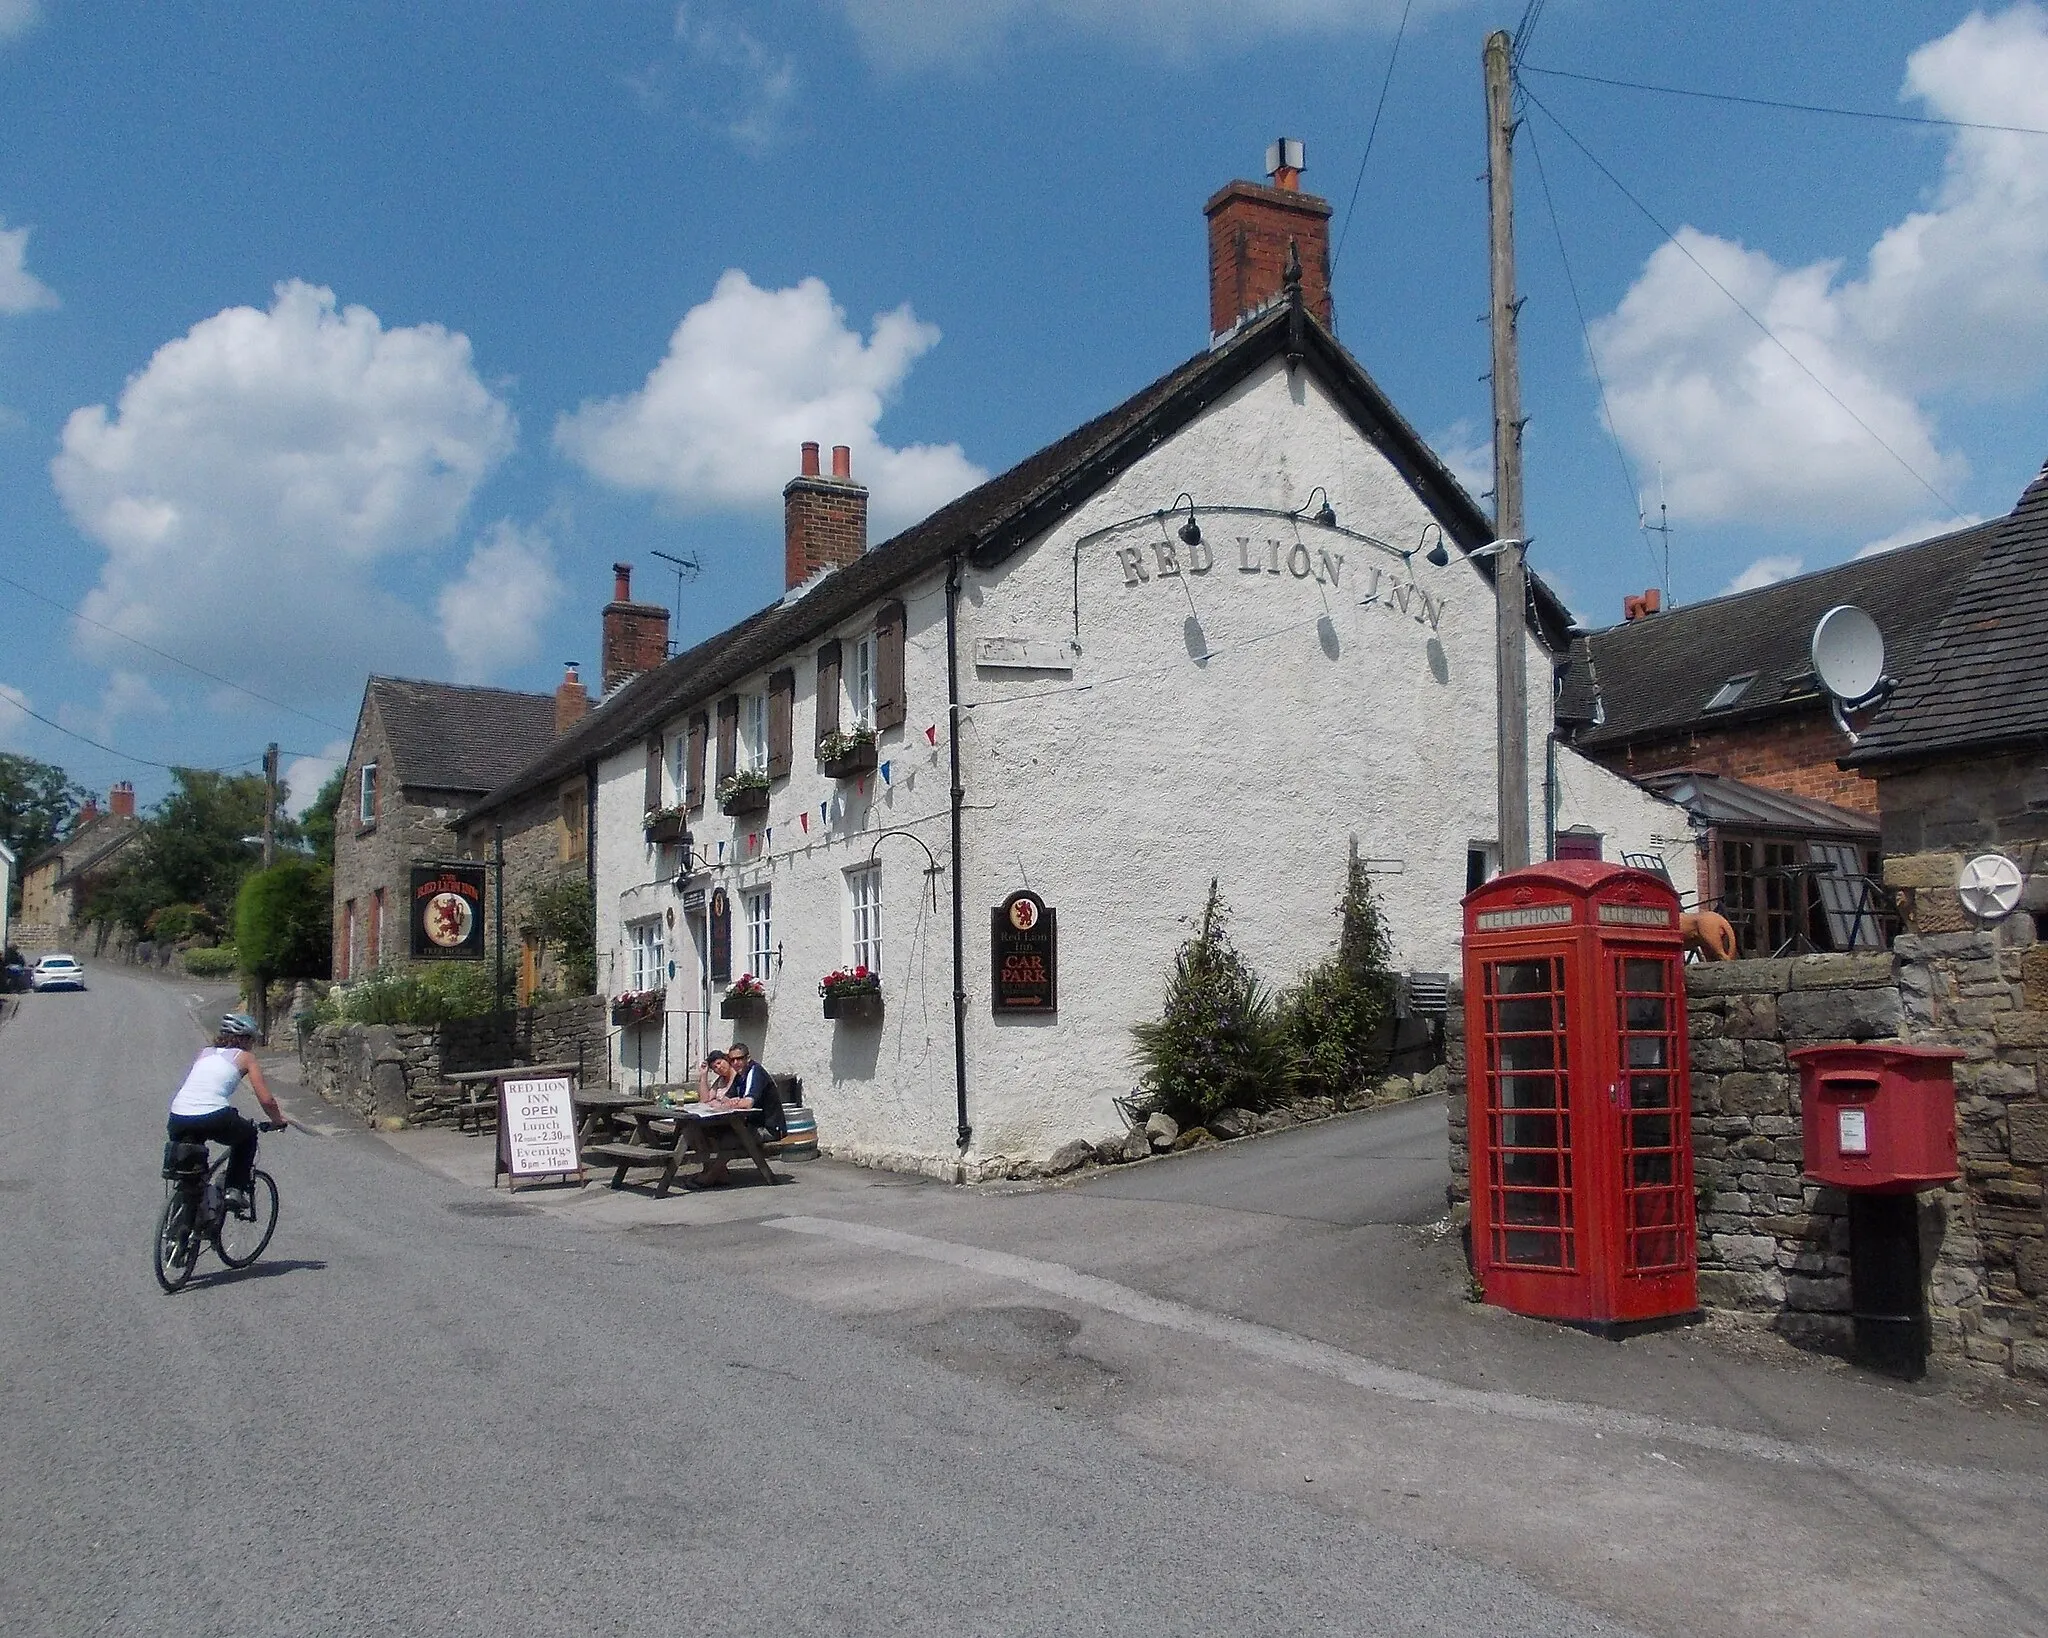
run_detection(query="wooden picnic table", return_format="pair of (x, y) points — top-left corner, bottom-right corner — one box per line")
(580, 1101), (784, 1198)
(444, 1062), (584, 1134)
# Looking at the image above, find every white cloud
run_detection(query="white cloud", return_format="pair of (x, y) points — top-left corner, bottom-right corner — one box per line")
(556, 269), (985, 537)
(0, 1), (40, 45)
(1433, 417), (1491, 501)
(52, 280), (516, 702)
(838, 0), (1457, 67)
(1722, 555), (1803, 596)
(0, 682), (29, 750)
(0, 220), (57, 314)
(436, 520), (563, 683)
(674, 4), (798, 153)
(1591, 4), (2048, 533)
(282, 739), (350, 819)
(1856, 513), (1984, 559)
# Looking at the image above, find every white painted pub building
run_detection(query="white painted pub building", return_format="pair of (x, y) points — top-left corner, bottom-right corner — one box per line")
(469, 152), (1687, 1179)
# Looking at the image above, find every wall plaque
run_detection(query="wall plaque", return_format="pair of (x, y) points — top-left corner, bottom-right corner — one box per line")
(991, 890), (1056, 1013)
(410, 864), (486, 961)
(709, 887), (732, 984)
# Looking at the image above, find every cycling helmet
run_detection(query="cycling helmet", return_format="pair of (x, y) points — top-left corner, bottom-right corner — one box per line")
(220, 1012), (259, 1039)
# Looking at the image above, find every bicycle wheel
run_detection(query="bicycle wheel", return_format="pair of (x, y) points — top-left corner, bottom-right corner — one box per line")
(213, 1169), (279, 1268)
(153, 1189), (201, 1292)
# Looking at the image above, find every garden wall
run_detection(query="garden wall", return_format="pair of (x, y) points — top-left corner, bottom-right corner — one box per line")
(299, 994), (609, 1128)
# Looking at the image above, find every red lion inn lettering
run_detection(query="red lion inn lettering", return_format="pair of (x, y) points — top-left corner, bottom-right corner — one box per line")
(409, 864), (487, 961)
(991, 890), (1057, 1014)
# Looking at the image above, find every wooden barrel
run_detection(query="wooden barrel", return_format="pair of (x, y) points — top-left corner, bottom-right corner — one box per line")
(776, 1102), (818, 1158)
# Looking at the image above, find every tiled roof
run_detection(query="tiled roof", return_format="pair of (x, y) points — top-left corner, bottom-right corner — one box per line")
(27, 811), (144, 881)
(1848, 461), (2048, 766)
(366, 677), (560, 795)
(1557, 519), (1999, 748)
(1635, 769), (1877, 838)
(466, 300), (1572, 820)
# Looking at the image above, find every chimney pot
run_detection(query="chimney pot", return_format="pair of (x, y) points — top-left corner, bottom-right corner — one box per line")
(109, 782), (136, 819)
(1644, 587), (1662, 615)
(832, 444), (852, 479)
(801, 441), (820, 477)
(613, 562), (632, 602)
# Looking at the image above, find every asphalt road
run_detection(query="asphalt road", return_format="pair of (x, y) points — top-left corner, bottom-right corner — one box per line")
(0, 965), (1631, 1638)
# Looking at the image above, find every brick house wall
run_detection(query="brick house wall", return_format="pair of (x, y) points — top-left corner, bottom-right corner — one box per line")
(1581, 707), (1880, 814)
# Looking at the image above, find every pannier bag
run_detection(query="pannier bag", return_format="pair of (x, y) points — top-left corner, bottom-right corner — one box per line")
(162, 1140), (210, 1179)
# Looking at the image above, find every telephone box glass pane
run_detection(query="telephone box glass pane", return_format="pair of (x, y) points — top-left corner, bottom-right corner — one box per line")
(1615, 954), (1686, 1273)
(1484, 955), (1574, 1270)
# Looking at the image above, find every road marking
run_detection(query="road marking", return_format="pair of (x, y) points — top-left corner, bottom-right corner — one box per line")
(769, 1214), (2046, 1503)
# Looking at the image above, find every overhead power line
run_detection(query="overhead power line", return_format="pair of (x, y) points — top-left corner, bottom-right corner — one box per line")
(1520, 63), (2048, 138)
(0, 695), (254, 772)
(1332, 0), (1416, 273)
(1516, 81), (1971, 527)
(0, 566), (350, 734)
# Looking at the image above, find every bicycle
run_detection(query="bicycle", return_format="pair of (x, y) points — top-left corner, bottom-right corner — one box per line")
(153, 1122), (285, 1292)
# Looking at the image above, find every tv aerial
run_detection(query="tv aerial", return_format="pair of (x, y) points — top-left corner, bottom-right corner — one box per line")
(649, 549), (702, 655)
(1811, 604), (1893, 745)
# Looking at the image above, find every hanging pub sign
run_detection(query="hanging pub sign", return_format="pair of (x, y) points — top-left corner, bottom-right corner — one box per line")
(709, 887), (733, 984)
(991, 890), (1056, 1013)
(410, 864), (487, 961)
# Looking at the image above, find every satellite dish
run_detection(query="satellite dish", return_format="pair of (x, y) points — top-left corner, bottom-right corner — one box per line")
(1958, 854), (2025, 923)
(1811, 605), (1886, 703)
(1811, 604), (1893, 745)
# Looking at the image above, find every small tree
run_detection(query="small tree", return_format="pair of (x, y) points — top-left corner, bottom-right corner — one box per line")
(524, 871), (596, 995)
(1280, 852), (1398, 1100)
(1131, 880), (1293, 1129)
(234, 859), (333, 1038)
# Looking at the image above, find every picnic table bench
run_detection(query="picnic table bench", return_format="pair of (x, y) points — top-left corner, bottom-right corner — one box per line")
(581, 1102), (784, 1198)
(445, 1062), (586, 1133)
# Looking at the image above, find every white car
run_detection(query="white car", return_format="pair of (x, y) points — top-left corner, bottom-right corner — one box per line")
(31, 954), (86, 992)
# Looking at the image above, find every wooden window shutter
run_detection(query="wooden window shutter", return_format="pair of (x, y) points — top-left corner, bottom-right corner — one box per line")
(716, 695), (739, 784)
(875, 599), (907, 730)
(767, 668), (794, 778)
(685, 711), (708, 812)
(644, 735), (663, 812)
(814, 639), (841, 750)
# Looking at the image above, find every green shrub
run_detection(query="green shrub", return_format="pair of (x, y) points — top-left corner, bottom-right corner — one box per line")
(234, 859), (332, 981)
(1279, 854), (1398, 1101)
(1131, 880), (1294, 1129)
(182, 945), (239, 978)
(147, 903), (216, 942)
(319, 961), (512, 1025)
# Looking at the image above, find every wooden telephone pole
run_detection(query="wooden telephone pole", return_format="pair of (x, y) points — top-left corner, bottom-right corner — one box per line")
(1485, 28), (1532, 870)
(261, 742), (279, 869)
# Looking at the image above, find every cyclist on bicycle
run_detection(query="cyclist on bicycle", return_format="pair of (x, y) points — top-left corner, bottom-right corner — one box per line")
(167, 1013), (285, 1213)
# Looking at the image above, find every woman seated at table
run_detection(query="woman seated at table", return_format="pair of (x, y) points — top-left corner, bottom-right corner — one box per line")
(696, 1049), (733, 1104)
(689, 1043), (783, 1187)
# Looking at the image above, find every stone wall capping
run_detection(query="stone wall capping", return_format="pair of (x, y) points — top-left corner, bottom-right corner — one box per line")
(1787, 952), (1897, 990)
(1884, 851), (1964, 890)
(1684, 959), (1791, 997)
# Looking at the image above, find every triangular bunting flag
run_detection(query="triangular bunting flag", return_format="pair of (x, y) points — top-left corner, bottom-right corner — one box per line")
(879, 760), (892, 785)
(925, 723), (938, 745)
(799, 812), (809, 834)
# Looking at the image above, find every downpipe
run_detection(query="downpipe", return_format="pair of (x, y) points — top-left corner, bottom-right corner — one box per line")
(946, 555), (972, 1159)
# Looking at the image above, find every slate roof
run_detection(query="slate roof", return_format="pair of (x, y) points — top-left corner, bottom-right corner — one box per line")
(466, 298), (1571, 821)
(1635, 769), (1877, 838)
(365, 677), (560, 796)
(1557, 518), (1999, 749)
(1847, 460), (2048, 767)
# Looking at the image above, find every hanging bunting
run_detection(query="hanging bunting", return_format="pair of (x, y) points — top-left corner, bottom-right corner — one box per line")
(820, 800), (829, 825)
(799, 812), (809, 834)
(717, 840), (726, 862)
(765, 826), (773, 845)
(879, 760), (892, 786)
(925, 723), (938, 745)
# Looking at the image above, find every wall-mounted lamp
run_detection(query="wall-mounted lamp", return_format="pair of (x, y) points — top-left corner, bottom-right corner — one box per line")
(1172, 493), (1201, 548)
(1425, 532), (1525, 569)
(1294, 486), (1338, 529)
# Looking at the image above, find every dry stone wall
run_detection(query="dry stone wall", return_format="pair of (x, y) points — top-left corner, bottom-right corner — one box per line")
(299, 994), (608, 1128)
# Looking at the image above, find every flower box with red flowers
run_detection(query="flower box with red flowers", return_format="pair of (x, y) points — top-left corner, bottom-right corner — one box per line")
(720, 973), (768, 1020)
(610, 988), (665, 1028)
(819, 966), (882, 1022)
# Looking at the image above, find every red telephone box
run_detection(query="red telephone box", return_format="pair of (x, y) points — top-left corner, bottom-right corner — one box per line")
(1463, 861), (1699, 1333)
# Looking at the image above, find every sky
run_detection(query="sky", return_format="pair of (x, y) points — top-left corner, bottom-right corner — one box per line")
(4, 0), (2048, 814)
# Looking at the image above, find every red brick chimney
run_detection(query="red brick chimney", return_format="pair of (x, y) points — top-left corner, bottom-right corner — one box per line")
(76, 796), (98, 826)
(554, 662), (590, 733)
(109, 782), (135, 818)
(1622, 588), (1663, 623)
(601, 564), (671, 695)
(783, 443), (868, 589)
(1204, 138), (1334, 341)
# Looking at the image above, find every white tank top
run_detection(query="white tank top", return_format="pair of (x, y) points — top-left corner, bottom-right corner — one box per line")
(170, 1047), (245, 1117)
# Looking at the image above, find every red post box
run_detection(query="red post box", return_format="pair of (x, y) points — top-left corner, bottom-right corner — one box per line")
(1463, 861), (1698, 1333)
(1789, 1044), (1963, 1194)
